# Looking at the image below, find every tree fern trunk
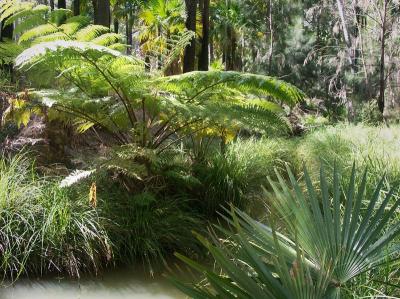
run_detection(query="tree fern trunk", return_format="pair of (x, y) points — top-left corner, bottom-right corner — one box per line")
(183, 0), (197, 73)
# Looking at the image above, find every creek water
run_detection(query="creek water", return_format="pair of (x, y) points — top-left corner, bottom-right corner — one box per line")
(1, 268), (185, 299)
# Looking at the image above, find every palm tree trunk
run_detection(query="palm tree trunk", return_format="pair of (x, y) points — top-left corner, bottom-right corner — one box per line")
(125, 13), (133, 54)
(73, 0), (80, 15)
(58, 0), (66, 9)
(114, 19), (119, 33)
(198, 0), (209, 71)
(183, 0), (197, 73)
(92, 0), (111, 28)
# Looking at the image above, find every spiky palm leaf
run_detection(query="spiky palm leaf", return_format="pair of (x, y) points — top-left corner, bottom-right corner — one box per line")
(172, 165), (400, 298)
(267, 164), (400, 296)
(171, 209), (333, 299)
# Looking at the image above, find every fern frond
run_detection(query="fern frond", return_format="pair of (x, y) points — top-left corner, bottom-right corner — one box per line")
(75, 25), (110, 41)
(19, 24), (59, 44)
(0, 39), (23, 64)
(13, 14), (47, 36)
(91, 33), (122, 46)
(50, 8), (72, 25)
(4, 4), (48, 26)
(161, 30), (195, 71)
(0, 1), (33, 23)
(31, 32), (70, 44)
(60, 15), (90, 35)
(160, 71), (305, 106)
(15, 40), (130, 69)
(108, 43), (128, 52)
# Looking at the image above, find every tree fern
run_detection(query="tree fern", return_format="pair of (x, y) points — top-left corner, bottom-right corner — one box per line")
(11, 40), (304, 149)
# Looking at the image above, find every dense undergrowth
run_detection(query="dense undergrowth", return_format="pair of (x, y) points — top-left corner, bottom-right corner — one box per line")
(1, 124), (399, 290)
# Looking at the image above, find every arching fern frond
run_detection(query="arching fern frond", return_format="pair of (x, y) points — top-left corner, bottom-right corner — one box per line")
(75, 25), (111, 42)
(0, 1), (33, 23)
(0, 39), (23, 65)
(19, 24), (59, 44)
(160, 71), (305, 106)
(0, 1), (121, 51)
(59, 15), (91, 36)
(49, 8), (72, 25)
(91, 33), (122, 46)
(15, 40), (132, 69)
(4, 4), (47, 27)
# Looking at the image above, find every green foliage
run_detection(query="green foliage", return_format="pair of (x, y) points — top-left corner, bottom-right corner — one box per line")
(173, 164), (400, 298)
(9, 40), (303, 153)
(357, 100), (383, 125)
(0, 154), (111, 280)
(195, 138), (294, 214)
(296, 125), (400, 195)
(101, 189), (202, 272)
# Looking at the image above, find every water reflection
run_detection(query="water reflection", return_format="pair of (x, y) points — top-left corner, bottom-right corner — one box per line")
(1, 268), (185, 299)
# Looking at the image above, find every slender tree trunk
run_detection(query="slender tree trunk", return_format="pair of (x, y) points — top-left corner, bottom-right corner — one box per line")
(183, 0), (197, 73)
(336, 0), (353, 65)
(92, 0), (111, 28)
(198, 0), (209, 71)
(266, 0), (273, 73)
(114, 19), (119, 33)
(125, 11), (133, 54)
(209, 17), (214, 63)
(378, 0), (388, 114)
(58, 0), (66, 9)
(225, 25), (236, 70)
(73, 0), (80, 15)
(50, 0), (55, 10)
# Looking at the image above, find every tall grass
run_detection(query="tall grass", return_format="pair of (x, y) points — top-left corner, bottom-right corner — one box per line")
(100, 189), (202, 274)
(0, 154), (111, 281)
(296, 124), (400, 194)
(196, 138), (295, 214)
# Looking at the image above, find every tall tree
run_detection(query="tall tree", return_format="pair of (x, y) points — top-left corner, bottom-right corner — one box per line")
(50, 0), (55, 10)
(93, 0), (111, 27)
(198, 0), (209, 70)
(183, 0), (197, 72)
(73, 0), (80, 15)
(58, 0), (66, 9)
(378, 0), (389, 114)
